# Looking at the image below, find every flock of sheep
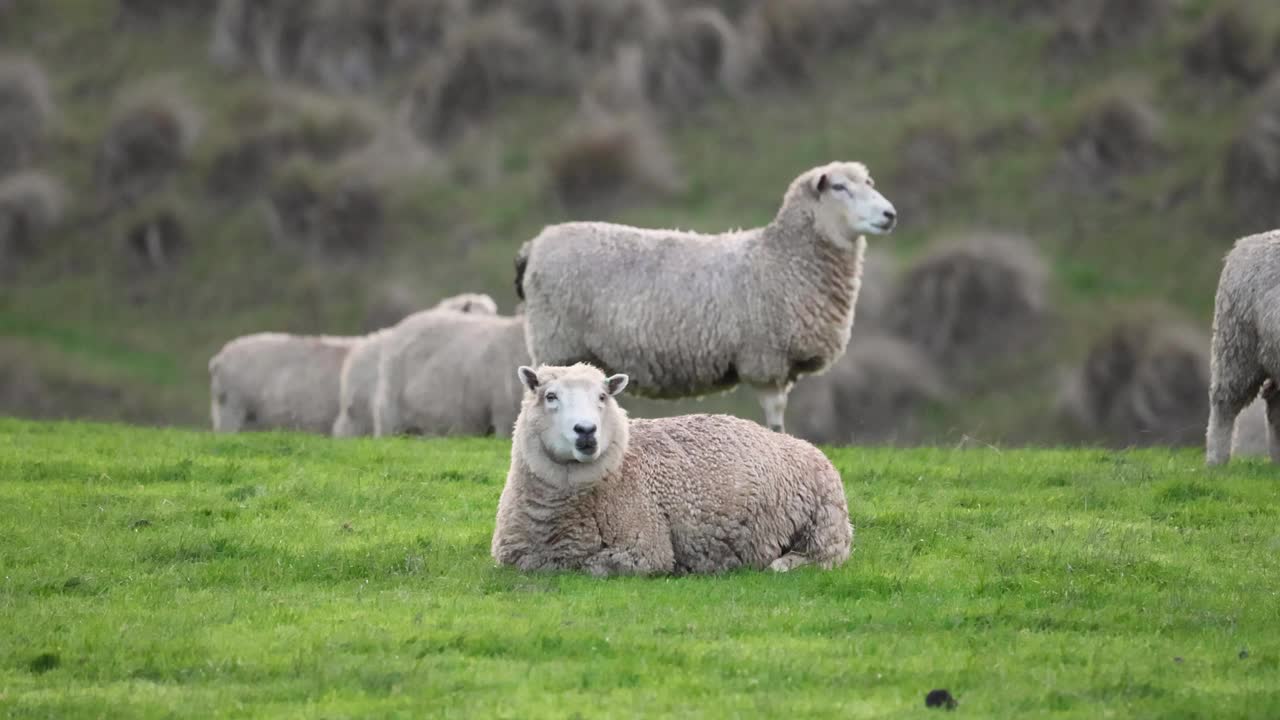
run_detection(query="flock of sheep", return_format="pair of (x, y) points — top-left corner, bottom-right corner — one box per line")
(209, 158), (1279, 575)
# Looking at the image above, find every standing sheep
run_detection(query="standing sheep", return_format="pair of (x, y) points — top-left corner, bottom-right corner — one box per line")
(333, 292), (500, 437)
(491, 363), (853, 576)
(515, 161), (897, 433)
(373, 310), (530, 438)
(209, 333), (357, 433)
(1207, 230), (1280, 465)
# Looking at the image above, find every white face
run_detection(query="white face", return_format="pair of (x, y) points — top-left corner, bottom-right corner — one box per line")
(519, 367), (628, 465)
(814, 167), (897, 242)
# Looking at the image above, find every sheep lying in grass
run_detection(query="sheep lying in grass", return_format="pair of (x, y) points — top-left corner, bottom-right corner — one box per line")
(515, 161), (897, 433)
(333, 292), (499, 437)
(209, 333), (357, 434)
(373, 308), (529, 438)
(491, 363), (853, 577)
(1207, 231), (1280, 465)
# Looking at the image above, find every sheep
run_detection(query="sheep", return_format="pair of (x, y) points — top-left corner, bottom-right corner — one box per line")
(515, 161), (897, 433)
(1207, 230), (1280, 466)
(213, 292), (495, 435)
(209, 333), (357, 434)
(333, 292), (500, 437)
(491, 363), (853, 577)
(372, 308), (529, 438)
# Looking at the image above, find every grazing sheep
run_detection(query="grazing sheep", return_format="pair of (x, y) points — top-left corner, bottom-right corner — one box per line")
(516, 161), (897, 433)
(1207, 231), (1280, 465)
(333, 292), (499, 437)
(372, 309), (529, 438)
(491, 363), (853, 576)
(209, 333), (357, 434)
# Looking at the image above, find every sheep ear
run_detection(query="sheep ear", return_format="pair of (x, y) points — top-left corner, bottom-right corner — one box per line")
(606, 374), (629, 397)
(813, 173), (829, 196)
(518, 366), (540, 392)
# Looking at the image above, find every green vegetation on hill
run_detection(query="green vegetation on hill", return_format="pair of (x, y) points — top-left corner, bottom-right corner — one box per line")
(5, 1), (1280, 443)
(1, 419), (1278, 717)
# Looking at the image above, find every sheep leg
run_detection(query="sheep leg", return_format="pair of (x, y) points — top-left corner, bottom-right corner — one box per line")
(768, 553), (811, 572)
(1264, 380), (1280, 465)
(1207, 373), (1263, 467)
(755, 384), (792, 433)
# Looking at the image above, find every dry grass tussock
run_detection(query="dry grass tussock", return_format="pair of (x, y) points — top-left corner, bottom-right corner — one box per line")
(264, 159), (386, 259)
(0, 56), (54, 175)
(206, 89), (381, 201)
(789, 334), (945, 447)
(885, 234), (1050, 372)
(97, 81), (202, 206)
(546, 109), (685, 212)
(739, 0), (881, 82)
(1062, 84), (1163, 182)
(1184, 3), (1279, 87)
(122, 199), (187, 272)
(0, 170), (64, 268)
(1059, 315), (1209, 448)
(1050, 0), (1171, 57)
(402, 9), (548, 144)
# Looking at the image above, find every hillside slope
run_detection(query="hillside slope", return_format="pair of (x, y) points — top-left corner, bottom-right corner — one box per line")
(4, 1), (1280, 444)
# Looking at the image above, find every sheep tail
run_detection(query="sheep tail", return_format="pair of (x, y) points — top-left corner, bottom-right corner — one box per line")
(514, 240), (532, 301)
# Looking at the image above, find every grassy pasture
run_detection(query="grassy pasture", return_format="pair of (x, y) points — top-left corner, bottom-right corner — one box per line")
(1, 419), (1278, 717)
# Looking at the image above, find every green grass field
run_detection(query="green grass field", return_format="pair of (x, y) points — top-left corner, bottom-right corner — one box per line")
(2, 419), (1278, 718)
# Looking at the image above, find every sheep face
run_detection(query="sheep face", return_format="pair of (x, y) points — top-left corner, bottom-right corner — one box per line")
(810, 162), (897, 247)
(518, 364), (629, 466)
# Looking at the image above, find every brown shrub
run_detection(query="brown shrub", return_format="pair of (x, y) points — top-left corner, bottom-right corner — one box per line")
(402, 10), (547, 144)
(385, 0), (468, 65)
(123, 202), (186, 271)
(1223, 73), (1280, 226)
(0, 56), (53, 175)
(547, 110), (684, 212)
(1062, 86), (1163, 181)
(884, 234), (1049, 371)
(0, 170), (63, 270)
(1051, 0), (1171, 56)
(264, 161), (385, 258)
(210, 0), (310, 77)
(740, 0), (882, 82)
(890, 125), (967, 222)
(97, 82), (201, 206)
(206, 90), (379, 201)
(1060, 317), (1209, 447)
(1185, 3), (1279, 87)
(788, 334), (946, 446)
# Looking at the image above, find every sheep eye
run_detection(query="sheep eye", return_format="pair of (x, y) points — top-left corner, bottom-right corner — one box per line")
(832, 183), (849, 194)
(598, 393), (607, 402)
(545, 392), (557, 402)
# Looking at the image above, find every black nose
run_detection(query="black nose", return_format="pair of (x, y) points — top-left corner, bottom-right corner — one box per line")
(573, 423), (596, 437)
(882, 209), (896, 222)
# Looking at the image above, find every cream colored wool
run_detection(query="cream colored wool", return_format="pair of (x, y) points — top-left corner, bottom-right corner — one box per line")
(209, 333), (356, 433)
(373, 311), (529, 438)
(332, 292), (498, 437)
(1207, 230), (1280, 465)
(515, 161), (896, 433)
(492, 363), (853, 577)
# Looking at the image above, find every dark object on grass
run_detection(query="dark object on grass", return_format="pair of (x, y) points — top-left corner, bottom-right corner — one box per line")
(925, 688), (957, 710)
(29, 652), (59, 674)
